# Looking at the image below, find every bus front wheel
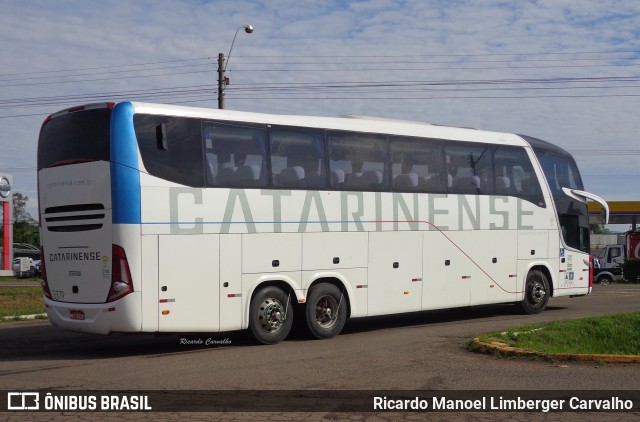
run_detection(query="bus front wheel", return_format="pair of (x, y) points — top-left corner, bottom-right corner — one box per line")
(518, 270), (550, 315)
(249, 286), (293, 345)
(306, 283), (347, 339)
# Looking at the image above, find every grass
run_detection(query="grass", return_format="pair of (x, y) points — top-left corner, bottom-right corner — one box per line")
(0, 276), (40, 283)
(472, 312), (640, 356)
(0, 286), (45, 320)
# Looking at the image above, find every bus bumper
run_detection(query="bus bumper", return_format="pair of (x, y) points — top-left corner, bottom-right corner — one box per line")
(44, 293), (142, 335)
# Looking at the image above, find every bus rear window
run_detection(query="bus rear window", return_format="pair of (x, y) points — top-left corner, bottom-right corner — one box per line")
(38, 109), (111, 170)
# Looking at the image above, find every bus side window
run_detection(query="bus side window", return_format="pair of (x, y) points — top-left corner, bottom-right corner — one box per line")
(390, 136), (445, 193)
(327, 131), (387, 191)
(494, 145), (544, 206)
(269, 127), (327, 189)
(134, 115), (204, 187)
(560, 214), (585, 251)
(203, 123), (267, 188)
(445, 143), (493, 195)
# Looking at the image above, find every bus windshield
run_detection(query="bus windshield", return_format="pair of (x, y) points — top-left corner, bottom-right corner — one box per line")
(524, 136), (590, 253)
(38, 108), (111, 170)
(534, 149), (584, 194)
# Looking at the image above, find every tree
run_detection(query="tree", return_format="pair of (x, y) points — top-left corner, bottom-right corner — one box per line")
(12, 192), (40, 246)
(590, 224), (610, 234)
(13, 192), (35, 223)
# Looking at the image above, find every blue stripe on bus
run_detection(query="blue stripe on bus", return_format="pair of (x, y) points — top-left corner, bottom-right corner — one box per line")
(111, 102), (141, 224)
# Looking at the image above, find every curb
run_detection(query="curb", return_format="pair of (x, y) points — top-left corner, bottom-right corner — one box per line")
(471, 337), (640, 363)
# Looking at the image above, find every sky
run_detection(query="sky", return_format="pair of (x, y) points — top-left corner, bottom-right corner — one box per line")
(1, 0), (639, 226)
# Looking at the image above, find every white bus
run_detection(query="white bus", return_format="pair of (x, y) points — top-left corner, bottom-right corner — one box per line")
(37, 102), (608, 344)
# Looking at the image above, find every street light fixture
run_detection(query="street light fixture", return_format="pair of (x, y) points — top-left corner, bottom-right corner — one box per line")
(218, 25), (253, 109)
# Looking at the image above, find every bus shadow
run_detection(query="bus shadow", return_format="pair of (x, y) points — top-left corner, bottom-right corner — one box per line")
(338, 304), (568, 337)
(285, 303), (568, 341)
(0, 324), (253, 362)
(0, 304), (567, 361)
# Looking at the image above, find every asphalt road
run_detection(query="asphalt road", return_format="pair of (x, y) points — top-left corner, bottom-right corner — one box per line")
(1, 285), (639, 421)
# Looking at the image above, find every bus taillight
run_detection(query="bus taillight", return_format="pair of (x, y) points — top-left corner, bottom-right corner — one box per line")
(589, 255), (594, 288)
(40, 246), (51, 299)
(107, 245), (134, 303)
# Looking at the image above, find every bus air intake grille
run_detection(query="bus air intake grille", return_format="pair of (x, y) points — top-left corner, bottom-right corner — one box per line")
(43, 203), (105, 232)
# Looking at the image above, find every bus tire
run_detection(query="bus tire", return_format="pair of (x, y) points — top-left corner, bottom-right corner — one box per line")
(518, 270), (550, 315)
(249, 286), (293, 345)
(306, 283), (347, 339)
(596, 274), (611, 285)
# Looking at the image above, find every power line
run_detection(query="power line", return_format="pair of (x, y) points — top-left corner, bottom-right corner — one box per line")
(571, 150), (640, 156)
(3, 62), (639, 87)
(239, 56), (639, 65)
(0, 62), (214, 84)
(581, 172), (640, 177)
(0, 68), (214, 88)
(1, 51), (639, 88)
(4, 59), (637, 85)
(227, 63), (640, 72)
(233, 76), (640, 91)
(1, 90), (639, 118)
(0, 84), (215, 108)
(0, 57), (212, 78)
(225, 94), (640, 101)
(0, 75), (637, 103)
(237, 49), (640, 58)
(2, 48), (636, 78)
(1, 50), (640, 119)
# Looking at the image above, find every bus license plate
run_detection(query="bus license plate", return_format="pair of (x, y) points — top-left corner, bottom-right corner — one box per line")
(70, 310), (85, 320)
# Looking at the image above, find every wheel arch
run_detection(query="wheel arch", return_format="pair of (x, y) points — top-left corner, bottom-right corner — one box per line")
(243, 275), (302, 330)
(307, 276), (352, 318)
(528, 264), (554, 297)
(596, 271), (613, 282)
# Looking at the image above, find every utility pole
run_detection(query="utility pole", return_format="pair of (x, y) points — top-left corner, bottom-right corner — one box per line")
(217, 53), (226, 109)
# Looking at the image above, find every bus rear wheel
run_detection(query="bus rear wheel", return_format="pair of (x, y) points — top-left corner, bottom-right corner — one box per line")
(518, 270), (550, 315)
(249, 286), (293, 345)
(306, 283), (347, 339)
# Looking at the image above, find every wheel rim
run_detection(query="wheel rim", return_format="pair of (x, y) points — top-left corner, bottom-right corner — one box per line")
(528, 280), (546, 304)
(315, 295), (339, 329)
(257, 298), (286, 333)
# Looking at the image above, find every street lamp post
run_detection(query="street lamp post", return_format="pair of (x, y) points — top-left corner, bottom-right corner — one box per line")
(218, 24), (253, 109)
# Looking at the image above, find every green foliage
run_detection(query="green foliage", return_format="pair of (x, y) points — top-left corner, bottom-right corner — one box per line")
(590, 224), (610, 234)
(13, 192), (35, 223)
(0, 192), (40, 246)
(477, 312), (640, 355)
(13, 221), (40, 246)
(0, 286), (45, 319)
(621, 258), (640, 283)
